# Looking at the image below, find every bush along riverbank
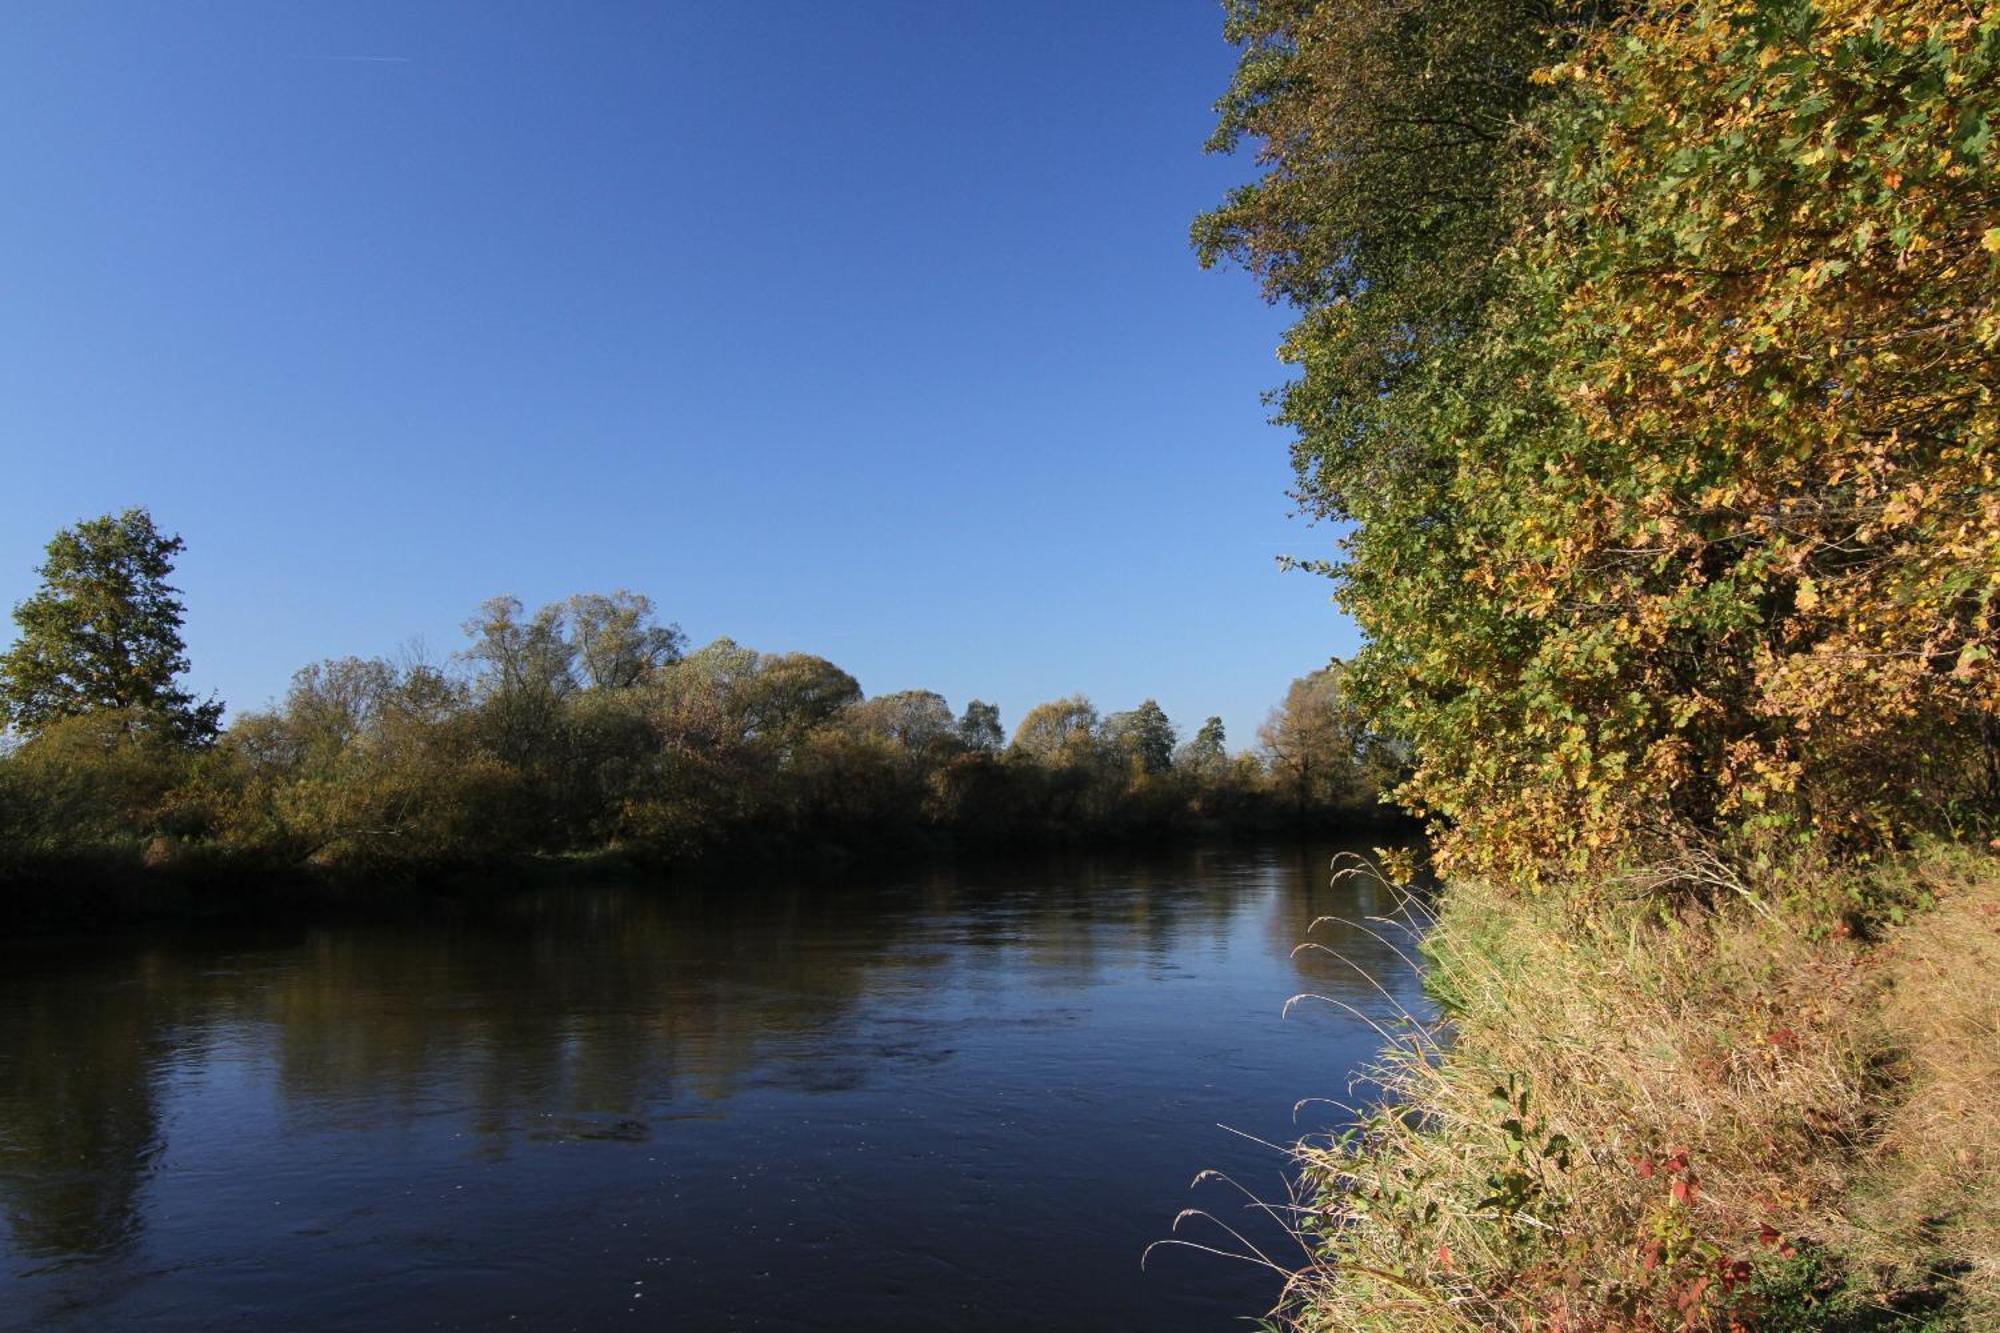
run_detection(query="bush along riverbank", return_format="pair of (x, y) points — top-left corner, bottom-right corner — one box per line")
(1195, 0), (2000, 1326)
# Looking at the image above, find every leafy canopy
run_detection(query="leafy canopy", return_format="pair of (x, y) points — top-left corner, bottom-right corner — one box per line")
(1204, 0), (2000, 877)
(0, 508), (221, 744)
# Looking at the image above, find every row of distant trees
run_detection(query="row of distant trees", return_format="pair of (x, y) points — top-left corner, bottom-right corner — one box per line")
(0, 510), (1405, 883)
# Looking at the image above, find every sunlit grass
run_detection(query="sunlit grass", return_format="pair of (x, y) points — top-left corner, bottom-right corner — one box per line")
(1165, 843), (2000, 1330)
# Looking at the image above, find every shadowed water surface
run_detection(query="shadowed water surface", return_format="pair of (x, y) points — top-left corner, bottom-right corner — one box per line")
(0, 842), (1425, 1331)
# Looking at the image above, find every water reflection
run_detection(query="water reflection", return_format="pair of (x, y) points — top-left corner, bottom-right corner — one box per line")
(0, 955), (167, 1266)
(0, 842), (1426, 1332)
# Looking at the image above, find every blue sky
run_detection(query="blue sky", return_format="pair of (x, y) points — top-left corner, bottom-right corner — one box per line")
(0, 1), (1358, 748)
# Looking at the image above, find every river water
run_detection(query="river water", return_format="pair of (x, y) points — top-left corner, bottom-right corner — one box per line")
(0, 842), (1426, 1331)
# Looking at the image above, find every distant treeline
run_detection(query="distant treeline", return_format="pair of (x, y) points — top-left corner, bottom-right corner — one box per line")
(0, 511), (1406, 904)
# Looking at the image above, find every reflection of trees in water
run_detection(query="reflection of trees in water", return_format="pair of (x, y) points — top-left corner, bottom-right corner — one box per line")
(262, 887), (900, 1124)
(0, 844), (1333, 1266)
(0, 953), (177, 1263)
(1270, 842), (1429, 1009)
(930, 846), (1274, 986)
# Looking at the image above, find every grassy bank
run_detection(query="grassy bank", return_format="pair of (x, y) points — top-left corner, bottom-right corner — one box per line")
(1269, 842), (1999, 1331)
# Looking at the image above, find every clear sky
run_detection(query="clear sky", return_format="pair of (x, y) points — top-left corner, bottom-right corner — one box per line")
(0, 1), (1359, 748)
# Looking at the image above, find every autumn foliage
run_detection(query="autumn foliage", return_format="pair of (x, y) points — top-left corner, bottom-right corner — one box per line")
(1205, 0), (2000, 879)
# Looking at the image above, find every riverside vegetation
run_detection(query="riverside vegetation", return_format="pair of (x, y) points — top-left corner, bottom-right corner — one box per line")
(1199, 0), (1998, 1327)
(0, 509), (1406, 924)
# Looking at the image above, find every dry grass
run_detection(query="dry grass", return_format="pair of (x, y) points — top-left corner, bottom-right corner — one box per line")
(1836, 845), (2000, 1325)
(1238, 843), (2000, 1332)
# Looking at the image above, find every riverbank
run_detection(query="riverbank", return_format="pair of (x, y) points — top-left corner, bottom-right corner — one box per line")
(0, 810), (1419, 934)
(1274, 841), (1999, 1330)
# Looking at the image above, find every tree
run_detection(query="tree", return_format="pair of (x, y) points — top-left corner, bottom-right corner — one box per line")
(1195, 0), (1575, 531)
(1258, 664), (1370, 815)
(565, 591), (684, 690)
(740, 652), (862, 745)
(1204, 0), (2000, 876)
(957, 699), (1003, 753)
(647, 637), (762, 751)
(0, 508), (221, 743)
(462, 596), (576, 701)
(275, 657), (399, 767)
(459, 595), (578, 783)
(1008, 695), (1100, 766)
(1178, 716), (1228, 774)
(642, 639), (860, 762)
(1196, 0), (1586, 870)
(847, 690), (958, 756)
(1105, 699), (1177, 774)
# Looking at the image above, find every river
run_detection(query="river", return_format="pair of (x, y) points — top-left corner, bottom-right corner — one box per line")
(0, 841), (1426, 1331)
